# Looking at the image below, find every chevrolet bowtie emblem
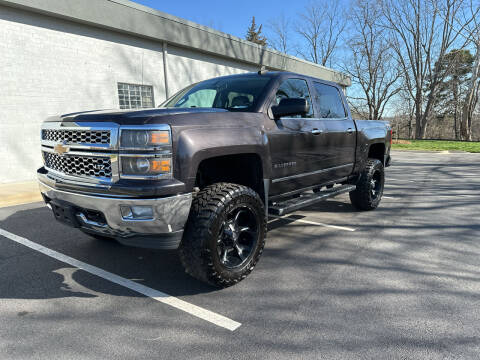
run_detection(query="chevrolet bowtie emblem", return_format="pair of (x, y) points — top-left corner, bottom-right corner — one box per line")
(54, 143), (69, 155)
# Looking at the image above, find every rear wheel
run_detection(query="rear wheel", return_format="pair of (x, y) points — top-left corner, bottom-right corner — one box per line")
(349, 158), (384, 211)
(179, 183), (266, 287)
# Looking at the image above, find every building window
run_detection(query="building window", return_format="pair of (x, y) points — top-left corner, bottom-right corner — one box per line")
(118, 83), (154, 109)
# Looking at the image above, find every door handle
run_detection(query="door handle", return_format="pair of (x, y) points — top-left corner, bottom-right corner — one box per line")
(311, 128), (323, 135)
(347, 128), (354, 134)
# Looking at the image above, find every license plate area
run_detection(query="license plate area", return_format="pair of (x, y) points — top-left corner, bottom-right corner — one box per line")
(49, 199), (80, 228)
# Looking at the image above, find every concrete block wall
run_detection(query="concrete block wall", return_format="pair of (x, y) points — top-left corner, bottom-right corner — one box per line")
(0, 6), (255, 183)
(166, 45), (257, 96)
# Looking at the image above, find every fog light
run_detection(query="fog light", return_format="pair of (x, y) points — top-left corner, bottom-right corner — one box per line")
(120, 205), (154, 220)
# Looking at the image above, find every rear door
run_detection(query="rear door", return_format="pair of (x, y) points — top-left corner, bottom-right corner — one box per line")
(311, 81), (356, 179)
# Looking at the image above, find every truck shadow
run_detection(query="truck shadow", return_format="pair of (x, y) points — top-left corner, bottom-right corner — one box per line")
(0, 194), (397, 301)
(0, 206), (215, 300)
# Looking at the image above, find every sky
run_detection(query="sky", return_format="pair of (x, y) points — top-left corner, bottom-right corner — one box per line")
(131, 0), (310, 41)
(130, 0), (380, 113)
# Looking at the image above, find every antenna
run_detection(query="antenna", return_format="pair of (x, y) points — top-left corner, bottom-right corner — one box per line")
(258, 66), (268, 75)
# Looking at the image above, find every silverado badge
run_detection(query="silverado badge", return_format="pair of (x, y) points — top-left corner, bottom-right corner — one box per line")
(54, 143), (69, 155)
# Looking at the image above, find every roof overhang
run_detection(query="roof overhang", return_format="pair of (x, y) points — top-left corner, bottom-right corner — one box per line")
(0, 0), (351, 87)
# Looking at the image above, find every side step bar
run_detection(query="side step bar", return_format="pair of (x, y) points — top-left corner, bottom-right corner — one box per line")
(268, 184), (356, 216)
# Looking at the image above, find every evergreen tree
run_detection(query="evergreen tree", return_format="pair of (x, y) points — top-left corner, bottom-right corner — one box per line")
(246, 16), (267, 46)
(432, 49), (474, 139)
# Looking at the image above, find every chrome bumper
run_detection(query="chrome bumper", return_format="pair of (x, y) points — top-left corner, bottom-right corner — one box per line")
(38, 180), (192, 249)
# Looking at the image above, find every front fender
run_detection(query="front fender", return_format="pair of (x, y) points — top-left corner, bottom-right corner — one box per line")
(175, 126), (270, 190)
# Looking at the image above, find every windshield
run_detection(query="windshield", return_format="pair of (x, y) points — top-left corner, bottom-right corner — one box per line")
(162, 75), (271, 112)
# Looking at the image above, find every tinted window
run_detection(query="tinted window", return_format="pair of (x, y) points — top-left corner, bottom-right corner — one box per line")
(274, 78), (314, 118)
(163, 76), (271, 112)
(313, 82), (346, 118)
(173, 89), (216, 108)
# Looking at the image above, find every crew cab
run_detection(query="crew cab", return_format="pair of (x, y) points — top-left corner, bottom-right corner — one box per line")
(38, 71), (392, 287)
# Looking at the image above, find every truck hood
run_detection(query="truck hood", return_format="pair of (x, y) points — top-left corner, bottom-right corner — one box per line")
(46, 107), (229, 124)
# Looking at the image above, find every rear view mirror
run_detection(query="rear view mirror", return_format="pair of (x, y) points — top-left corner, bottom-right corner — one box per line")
(271, 98), (309, 119)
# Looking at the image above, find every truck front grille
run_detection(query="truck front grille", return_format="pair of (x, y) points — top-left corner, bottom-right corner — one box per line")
(43, 152), (112, 178)
(42, 129), (110, 144)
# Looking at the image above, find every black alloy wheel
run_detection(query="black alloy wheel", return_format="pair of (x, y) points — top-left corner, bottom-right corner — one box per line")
(370, 169), (383, 201)
(179, 183), (266, 287)
(216, 206), (259, 269)
(349, 158), (385, 211)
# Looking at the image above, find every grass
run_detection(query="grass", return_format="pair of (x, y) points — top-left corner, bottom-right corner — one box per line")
(392, 139), (480, 153)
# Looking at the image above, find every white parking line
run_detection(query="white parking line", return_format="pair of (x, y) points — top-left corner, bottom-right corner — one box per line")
(388, 179), (415, 183)
(382, 196), (396, 199)
(0, 228), (241, 331)
(269, 215), (356, 232)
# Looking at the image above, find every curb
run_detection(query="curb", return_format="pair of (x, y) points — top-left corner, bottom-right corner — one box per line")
(0, 181), (43, 208)
(391, 149), (467, 154)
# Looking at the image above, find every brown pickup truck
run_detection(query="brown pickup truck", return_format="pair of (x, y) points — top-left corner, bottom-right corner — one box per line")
(38, 71), (392, 287)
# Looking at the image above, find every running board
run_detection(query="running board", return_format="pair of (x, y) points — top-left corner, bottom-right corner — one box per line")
(268, 185), (356, 216)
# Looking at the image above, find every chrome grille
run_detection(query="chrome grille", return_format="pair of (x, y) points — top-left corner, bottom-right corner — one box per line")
(43, 152), (112, 178)
(42, 129), (110, 144)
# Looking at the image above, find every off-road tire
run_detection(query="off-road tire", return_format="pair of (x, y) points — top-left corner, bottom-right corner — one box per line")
(179, 183), (266, 288)
(349, 158), (384, 211)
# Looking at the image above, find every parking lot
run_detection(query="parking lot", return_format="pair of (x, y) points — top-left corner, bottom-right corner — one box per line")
(1, 150), (479, 359)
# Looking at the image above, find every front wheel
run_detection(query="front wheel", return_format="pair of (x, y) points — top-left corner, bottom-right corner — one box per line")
(349, 158), (385, 211)
(178, 183), (266, 287)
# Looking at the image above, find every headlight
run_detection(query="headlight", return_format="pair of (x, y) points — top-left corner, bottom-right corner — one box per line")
(120, 129), (170, 149)
(121, 156), (172, 178)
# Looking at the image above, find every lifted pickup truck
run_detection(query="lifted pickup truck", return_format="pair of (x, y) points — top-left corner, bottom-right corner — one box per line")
(38, 71), (391, 287)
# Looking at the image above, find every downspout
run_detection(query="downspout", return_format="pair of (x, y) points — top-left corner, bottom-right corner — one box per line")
(162, 42), (169, 100)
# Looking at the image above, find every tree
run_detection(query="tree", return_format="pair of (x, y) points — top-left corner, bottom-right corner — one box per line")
(461, 40), (480, 140)
(432, 49), (474, 138)
(267, 14), (292, 54)
(296, 1), (347, 67)
(429, 0), (480, 140)
(382, 0), (471, 139)
(455, 0), (480, 140)
(246, 16), (267, 46)
(344, 0), (401, 120)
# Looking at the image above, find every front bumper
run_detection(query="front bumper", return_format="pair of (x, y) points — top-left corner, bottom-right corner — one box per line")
(38, 180), (192, 250)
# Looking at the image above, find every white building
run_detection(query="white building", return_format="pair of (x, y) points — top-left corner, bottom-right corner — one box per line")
(0, 0), (350, 183)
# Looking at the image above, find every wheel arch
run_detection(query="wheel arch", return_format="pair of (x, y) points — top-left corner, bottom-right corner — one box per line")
(367, 143), (386, 164)
(195, 153), (265, 199)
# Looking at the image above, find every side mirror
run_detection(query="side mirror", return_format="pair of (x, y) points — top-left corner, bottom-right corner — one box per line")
(271, 98), (310, 119)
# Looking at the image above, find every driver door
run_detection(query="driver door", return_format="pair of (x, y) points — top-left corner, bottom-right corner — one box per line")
(267, 78), (327, 195)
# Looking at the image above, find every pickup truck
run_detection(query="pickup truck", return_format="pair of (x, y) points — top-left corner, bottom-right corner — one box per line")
(38, 71), (392, 287)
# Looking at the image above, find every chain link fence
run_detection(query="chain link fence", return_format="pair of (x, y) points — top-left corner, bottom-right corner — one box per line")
(388, 114), (480, 141)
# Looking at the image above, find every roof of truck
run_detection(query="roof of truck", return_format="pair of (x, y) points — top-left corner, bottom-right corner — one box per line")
(199, 71), (343, 89)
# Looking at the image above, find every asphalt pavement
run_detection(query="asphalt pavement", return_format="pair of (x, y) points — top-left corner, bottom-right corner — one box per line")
(1, 150), (479, 359)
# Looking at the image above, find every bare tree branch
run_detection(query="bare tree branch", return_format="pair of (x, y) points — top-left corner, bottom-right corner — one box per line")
(343, 0), (401, 120)
(267, 14), (293, 54)
(382, 0), (474, 139)
(296, 1), (347, 66)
